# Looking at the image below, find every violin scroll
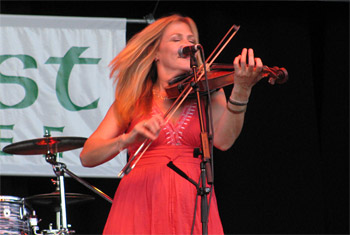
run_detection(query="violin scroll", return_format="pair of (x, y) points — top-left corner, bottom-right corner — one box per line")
(262, 66), (288, 85)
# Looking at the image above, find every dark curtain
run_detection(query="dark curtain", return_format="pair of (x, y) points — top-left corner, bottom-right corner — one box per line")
(0, 1), (348, 234)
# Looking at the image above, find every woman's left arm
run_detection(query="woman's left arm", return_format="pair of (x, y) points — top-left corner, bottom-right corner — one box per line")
(212, 48), (263, 151)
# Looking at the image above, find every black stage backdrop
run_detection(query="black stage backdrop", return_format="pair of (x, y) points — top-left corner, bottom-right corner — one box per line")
(0, 1), (349, 234)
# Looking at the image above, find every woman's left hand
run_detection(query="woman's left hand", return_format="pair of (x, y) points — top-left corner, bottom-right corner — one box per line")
(233, 48), (263, 93)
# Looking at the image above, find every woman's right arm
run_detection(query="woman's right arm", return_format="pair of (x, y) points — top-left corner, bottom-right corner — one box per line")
(80, 101), (128, 167)
(80, 101), (164, 167)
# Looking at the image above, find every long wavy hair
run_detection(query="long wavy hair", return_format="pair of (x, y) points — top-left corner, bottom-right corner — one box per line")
(109, 14), (200, 128)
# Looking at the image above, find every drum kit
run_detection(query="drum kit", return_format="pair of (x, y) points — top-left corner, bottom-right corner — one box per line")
(1, 134), (112, 235)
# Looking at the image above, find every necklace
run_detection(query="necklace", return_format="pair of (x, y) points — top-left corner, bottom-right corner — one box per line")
(152, 90), (169, 100)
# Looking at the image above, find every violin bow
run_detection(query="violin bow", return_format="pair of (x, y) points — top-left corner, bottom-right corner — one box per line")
(117, 25), (241, 177)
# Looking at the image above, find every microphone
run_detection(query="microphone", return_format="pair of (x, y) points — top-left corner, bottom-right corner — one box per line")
(178, 44), (201, 58)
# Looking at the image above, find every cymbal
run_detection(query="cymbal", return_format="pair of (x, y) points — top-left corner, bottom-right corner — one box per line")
(2, 136), (87, 155)
(25, 192), (95, 207)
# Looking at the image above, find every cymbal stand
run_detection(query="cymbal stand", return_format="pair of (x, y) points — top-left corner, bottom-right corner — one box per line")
(61, 166), (113, 204)
(45, 151), (69, 234)
(45, 151), (113, 234)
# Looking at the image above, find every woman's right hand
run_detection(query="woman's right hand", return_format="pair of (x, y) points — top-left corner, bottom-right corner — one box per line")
(124, 114), (165, 145)
(80, 104), (164, 167)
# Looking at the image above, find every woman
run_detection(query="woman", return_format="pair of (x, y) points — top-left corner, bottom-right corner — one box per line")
(80, 14), (263, 234)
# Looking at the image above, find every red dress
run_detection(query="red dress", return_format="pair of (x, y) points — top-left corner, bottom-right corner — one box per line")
(103, 100), (224, 234)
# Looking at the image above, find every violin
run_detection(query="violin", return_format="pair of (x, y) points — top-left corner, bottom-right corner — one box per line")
(165, 63), (288, 99)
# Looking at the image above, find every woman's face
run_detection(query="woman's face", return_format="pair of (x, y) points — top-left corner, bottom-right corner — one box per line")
(155, 21), (196, 87)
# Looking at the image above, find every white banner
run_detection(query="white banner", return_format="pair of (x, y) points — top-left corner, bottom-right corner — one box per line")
(0, 14), (127, 177)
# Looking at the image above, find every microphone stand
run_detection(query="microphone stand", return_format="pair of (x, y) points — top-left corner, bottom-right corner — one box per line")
(168, 51), (213, 235)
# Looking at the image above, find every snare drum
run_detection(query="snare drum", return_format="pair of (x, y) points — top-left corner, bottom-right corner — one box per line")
(0, 195), (32, 235)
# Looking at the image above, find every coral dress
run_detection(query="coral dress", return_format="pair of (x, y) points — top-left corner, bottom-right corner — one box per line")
(103, 100), (224, 234)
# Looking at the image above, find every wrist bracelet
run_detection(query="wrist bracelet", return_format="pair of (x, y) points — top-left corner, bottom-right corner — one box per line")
(227, 103), (247, 114)
(228, 97), (248, 106)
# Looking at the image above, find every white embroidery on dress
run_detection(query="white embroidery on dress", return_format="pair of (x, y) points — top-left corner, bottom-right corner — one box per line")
(153, 102), (196, 145)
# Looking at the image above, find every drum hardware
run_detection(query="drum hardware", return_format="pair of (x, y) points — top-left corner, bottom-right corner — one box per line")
(25, 189), (94, 234)
(2, 134), (113, 234)
(39, 223), (75, 235)
(28, 210), (40, 235)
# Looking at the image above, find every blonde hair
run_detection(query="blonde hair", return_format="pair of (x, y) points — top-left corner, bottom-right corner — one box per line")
(110, 14), (200, 127)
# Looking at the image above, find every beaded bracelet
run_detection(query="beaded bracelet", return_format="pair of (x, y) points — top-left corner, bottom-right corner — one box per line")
(228, 97), (249, 106)
(227, 103), (247, 114)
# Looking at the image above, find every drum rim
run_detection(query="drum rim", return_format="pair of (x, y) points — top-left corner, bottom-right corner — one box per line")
(0, 195), (24, 202)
